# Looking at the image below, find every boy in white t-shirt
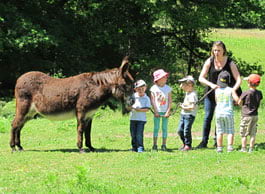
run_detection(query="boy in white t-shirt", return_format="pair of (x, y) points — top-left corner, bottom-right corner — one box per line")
(130, 80), (151, 153)
(177, 76), (198, 151)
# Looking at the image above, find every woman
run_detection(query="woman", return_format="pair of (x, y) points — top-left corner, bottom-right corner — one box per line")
(196, 41), (241, 149)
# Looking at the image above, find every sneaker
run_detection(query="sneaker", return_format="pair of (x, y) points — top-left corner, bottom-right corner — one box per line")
(182, 145), (191, 151)
(227, 146), (234, 152)
(179, 145), (185, 151)
(137, 147), (144, 153)
(248, 147), (254, 153)
(152, 145), (158, 151)
(239, 147), (247, 152)
(161, 144), (167, 151)
(216, 147), (223, 153)
(196, 141), (208, 149)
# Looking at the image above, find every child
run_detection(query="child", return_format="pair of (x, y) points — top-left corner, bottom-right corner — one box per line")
(130, 80), (151, 153)
(238, 74), (263, 153)
(150, 69), (172, 151)
(215, 71), (239, 153)
(177, 76), (198, 151)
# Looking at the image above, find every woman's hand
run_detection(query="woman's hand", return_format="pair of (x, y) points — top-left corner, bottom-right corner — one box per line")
(210, 83), (219, 90)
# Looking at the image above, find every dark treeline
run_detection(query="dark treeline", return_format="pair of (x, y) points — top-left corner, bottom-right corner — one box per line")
(1, 0), (265, 97)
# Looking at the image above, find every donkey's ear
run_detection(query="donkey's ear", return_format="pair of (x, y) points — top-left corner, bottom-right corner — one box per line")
(119, 56), (129, 74)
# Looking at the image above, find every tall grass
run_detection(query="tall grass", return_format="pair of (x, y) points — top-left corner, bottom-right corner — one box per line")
(1, 29), (265, 193)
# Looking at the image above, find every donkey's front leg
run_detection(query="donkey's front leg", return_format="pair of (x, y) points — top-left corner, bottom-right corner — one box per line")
(76, 114), (86, 153)
(84, 119), (95, 152)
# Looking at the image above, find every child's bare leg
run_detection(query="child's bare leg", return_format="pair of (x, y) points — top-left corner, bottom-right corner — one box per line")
(153, 137), (158, 145)
(217, 134), (223, 147)
(241, 136), (247, 148)
(249, 135), (256, 148)
(227, 134), (234, 146)
(162, 138), (167, 145)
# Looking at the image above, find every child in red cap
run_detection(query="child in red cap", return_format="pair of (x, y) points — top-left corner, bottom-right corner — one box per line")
(238, 74), (263, 153)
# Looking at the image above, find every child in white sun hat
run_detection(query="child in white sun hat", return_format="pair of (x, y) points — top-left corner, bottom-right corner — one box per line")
(129, 80), (151, 153)
(150, 69), (172, 151)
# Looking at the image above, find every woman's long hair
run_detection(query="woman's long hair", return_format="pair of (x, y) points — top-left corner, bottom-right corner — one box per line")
(210, 41), (227, 56)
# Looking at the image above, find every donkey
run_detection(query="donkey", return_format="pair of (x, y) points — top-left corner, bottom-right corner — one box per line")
(10, 57), (134, 153)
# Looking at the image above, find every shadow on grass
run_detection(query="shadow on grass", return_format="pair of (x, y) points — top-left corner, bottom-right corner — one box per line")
(255, 142), (265, 150)
(26, 148), (131, 153)
(235, 142), (265, 151)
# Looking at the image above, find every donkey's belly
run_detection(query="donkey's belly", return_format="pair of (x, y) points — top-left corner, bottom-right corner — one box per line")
(30, 103), (97, 121)
(41, 111), (76, 121)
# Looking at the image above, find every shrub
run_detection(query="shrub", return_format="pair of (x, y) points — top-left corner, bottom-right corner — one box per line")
(0, 100), (16, 119)
(0, 117), (10, 133)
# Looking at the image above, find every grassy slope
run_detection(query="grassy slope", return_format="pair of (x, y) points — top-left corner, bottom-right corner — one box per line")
(209, 28), (265, 64)
(1, 29), (265, 193)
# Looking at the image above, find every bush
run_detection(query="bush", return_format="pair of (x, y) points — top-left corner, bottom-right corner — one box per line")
(0, 100), (16, 120)
(0, 117), (10, 133)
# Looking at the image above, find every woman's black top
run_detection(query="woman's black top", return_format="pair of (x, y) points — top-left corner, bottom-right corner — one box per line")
(206, 57), (233, 102)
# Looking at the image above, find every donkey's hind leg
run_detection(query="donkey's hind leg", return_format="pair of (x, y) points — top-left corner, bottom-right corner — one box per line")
(76, 113), (86, 153)
(84, 119), (95, 152)
(10, 99), (31, 152)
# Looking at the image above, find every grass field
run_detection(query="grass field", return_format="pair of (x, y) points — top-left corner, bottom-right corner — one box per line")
(209, 28), (265, 64)
(1, 29), (265, 193)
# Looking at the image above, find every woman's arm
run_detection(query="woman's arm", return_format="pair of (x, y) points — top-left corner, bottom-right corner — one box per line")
(199, 58), (218, 89)
(232, 90), (239, 104)
(230, 61), (242, 91)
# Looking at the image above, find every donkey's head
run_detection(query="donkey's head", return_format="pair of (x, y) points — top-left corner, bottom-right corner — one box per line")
(112, 56), (134, 114)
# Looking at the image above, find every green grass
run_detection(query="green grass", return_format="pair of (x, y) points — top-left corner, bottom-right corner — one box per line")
(209, 28), (265, 64)
(1, 28), (265, 193)
(0, 108), (265, 193)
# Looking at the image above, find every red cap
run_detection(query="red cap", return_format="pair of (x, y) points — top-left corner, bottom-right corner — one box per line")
(245, 74), (261, 85)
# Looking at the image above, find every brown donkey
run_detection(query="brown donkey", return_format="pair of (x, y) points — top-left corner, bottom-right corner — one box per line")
(10, 57), (134, 153)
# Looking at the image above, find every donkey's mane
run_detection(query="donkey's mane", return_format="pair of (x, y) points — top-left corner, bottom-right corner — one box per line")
(90, 68), (119, 86)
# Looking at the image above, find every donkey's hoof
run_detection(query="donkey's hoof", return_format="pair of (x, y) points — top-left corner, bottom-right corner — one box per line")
(11, 148), (17, 153)
(17, 146), (24, 151)
(79, 149), (86, 154)
(89, 147), (95, 152)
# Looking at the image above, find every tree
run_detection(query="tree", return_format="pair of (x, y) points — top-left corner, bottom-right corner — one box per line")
(218, 0), (265, 28)
(0, 0), (159, 95)
(0, 0), (264, 98)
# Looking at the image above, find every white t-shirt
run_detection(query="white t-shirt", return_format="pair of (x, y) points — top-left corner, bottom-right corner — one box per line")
(130, 93), (151, 121)
(181, 91), (198, 116)
(150, 84), (172, 113)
